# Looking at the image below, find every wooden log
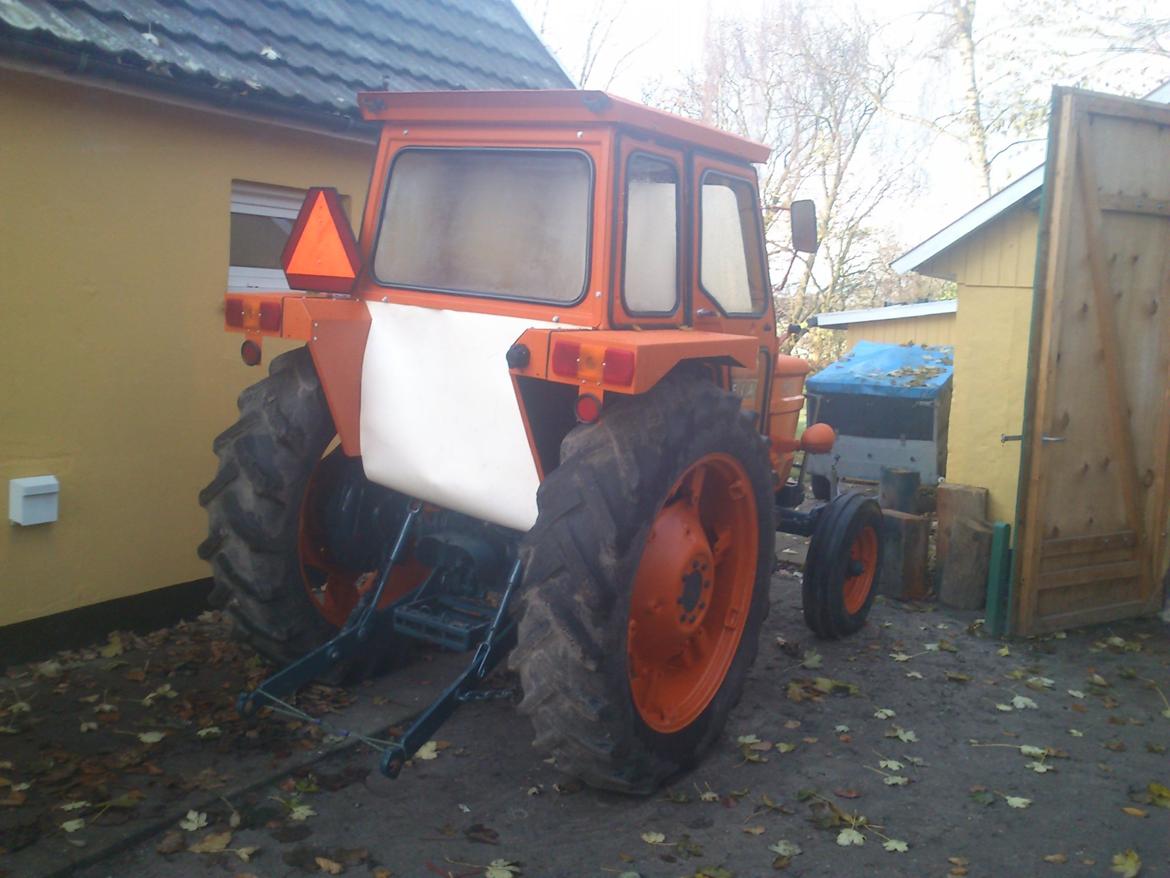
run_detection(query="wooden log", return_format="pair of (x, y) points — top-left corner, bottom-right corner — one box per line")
(936, 482), (990, 579)
(877, 509), (930, 601)
(939, 516), (993, 610)
(879, 467), (921, 513)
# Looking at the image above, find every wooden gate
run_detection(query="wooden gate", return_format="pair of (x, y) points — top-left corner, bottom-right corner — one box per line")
(1015, 87), (1170, 634)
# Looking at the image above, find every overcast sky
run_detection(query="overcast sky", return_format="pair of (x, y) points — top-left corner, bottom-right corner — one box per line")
(515, 0), (1169, 248)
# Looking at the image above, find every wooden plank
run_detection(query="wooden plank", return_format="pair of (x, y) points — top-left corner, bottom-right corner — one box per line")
(1039, 530), (1135, 558)
(1075, 124), (1145, 538)
(1036, 558), (1141, 591)
(1098, 192), (1170, 217)
(1145, 205), (1170, 613)
(1015, 89), (1080, 635)
(1078, 91), (1170, 125)
(1029, 600), (1151, 634)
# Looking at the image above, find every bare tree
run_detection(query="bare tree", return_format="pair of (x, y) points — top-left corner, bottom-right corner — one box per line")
(652, 2), (940, 364)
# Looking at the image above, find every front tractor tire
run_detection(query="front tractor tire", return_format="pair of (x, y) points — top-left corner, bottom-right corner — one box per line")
(198, 347), (411, 672)
(510, 373), (774, 794)
(802, 491), (883, 639)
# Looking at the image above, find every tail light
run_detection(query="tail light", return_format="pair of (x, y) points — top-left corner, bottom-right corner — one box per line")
(281, 187), (362, 294)
(574, 393), (602, 423)
(551, 341), (635, 387)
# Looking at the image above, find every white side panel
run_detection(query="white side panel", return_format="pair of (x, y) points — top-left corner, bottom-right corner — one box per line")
(360, 302), (561, 531)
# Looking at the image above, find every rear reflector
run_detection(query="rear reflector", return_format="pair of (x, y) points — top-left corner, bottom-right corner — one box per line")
(575, 393), (602, 423)
(602, 348), (635, 385)
(258, 301), (282, 333)
(551, 341), (581, 377)
(225, 297), (245, 328)
(281, 187), (362, 294)
(240, 339), (262, 366)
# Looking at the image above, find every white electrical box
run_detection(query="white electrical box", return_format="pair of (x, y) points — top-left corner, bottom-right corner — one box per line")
(9, 475), (59, 526)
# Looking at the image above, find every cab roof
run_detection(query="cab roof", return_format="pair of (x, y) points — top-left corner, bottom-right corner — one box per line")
(357, 90), (771, 165)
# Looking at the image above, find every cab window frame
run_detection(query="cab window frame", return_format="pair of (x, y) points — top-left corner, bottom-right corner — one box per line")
(619, 150), (683, 318)
(696, 168), (770, 318)
(371, 146), (596, 308)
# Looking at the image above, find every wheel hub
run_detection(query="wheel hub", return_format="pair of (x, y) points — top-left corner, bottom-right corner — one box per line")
(626, 453), (760, 734)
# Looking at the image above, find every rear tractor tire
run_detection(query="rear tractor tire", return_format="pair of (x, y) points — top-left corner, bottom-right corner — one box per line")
(509, 372), (775, 794)
(802, 491), (882, 639)
(198, 347), (415, 674)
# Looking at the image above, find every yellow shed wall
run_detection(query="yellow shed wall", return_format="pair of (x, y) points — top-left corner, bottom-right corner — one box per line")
(919, 206), (1040, 523)
(0, 70), (374, 625)
(844, 312), (956, 349)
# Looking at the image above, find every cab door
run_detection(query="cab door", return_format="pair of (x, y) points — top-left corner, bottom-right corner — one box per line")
(609, 137), (686, 328)
(691, 154), (778, 429)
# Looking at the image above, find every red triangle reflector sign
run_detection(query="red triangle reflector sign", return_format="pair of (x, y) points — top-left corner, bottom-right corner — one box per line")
(281, 187), (362, 294)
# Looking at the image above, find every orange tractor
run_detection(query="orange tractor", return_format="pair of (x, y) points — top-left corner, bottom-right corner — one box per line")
(200, 90), (882, 793)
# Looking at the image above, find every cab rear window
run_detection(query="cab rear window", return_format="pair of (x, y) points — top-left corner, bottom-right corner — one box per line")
(374, 148), (592, 304)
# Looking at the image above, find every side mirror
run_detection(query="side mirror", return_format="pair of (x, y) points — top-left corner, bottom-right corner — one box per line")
(790, 199), (818, 254)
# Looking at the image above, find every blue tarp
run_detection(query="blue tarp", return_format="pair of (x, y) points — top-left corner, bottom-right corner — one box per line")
(806, 341), (954, 400)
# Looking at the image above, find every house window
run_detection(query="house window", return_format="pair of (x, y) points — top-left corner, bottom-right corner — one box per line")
(227, 181), (305, 292)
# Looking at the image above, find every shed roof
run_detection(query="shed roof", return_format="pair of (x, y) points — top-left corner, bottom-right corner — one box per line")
(892, 80), (1170, 275)
(809, 299), (956, 330)
(806, 341), (954, 401)
(0, 0), (572, 128)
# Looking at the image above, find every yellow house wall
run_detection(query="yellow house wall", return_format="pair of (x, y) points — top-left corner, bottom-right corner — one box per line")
(919, 206), (1040, 523)
(0, 69), (374, 626)
(844, 312), (956, 349)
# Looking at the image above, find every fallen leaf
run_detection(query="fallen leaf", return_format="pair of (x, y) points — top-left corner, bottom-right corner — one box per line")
(1067, 689), (1085, 699)
(836, 828), (865, 847)
(484, 859), (521, 878)
(996, 704), (1014, 712)
(415, 741), (440, 761)
(768, 840), (802, 858)
(1005, 796), (1031, 809)
(61, 818), (85, 833)
(883, 839), (909, 853)
(180, 810), (208, 832)
(1110, 849), (1141, 877)
(315, 856), (344, 875)
(60, 800), (89, 812)
(641, 831), (666, 844)
(99, 633), (125, 658)
(1068, 729), (1084, 737)
(235, 845), (259, 862)
(742, 825), (765, 835)
(156, 830), (184, 855)
(1121, 807), (1148, 818)
(1011, 695), (1038, 710)
(879, 759), (903, 771)
(890, 653), (912, 662)
(1043, 853), (1068, 864)
(1027, 761), (1054, 773)
(873, 708), (896, 720)
(196, 726), (222, 739)
(289, 803), (316, 821)
(996, 646), (1011, 657)
(884, 775), (909, 786)
(905, 671), (923, 680)
(1020, 745), (1046, 758)
(138, 731), (166, 744)
(190, 831), (233, 854)
(80, 722), (98, 733)
(801, 650), (823, 669)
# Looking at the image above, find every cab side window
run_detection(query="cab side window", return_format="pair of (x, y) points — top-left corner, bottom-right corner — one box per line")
(622, 154), (679, 314)
(700, 172), (767, 315)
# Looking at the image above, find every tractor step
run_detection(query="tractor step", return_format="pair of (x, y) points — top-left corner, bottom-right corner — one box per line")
(393, 594), (497, 651)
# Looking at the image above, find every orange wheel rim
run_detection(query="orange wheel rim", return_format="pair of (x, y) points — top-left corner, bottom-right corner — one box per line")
(842, 525), (878, 615)
(627, 453), (758, 734)
(298, 453), (426, 628)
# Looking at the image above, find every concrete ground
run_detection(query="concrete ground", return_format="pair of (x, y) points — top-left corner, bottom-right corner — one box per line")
(3, 535), (1168, 878)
